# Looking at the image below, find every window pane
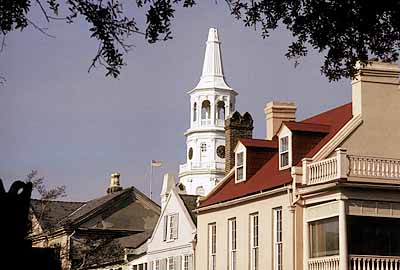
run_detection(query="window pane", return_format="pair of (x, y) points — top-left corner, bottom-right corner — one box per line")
(237, 152), (243, 166)
(280, 137), (288, 152)
(237, 167), (243, 180)
(310, 217), (339, 258)
(280, 152), (289, 167)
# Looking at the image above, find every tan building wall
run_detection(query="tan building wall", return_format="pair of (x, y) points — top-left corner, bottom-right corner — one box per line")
(340, 62), (400, 158)
(196, 189), (295, 270)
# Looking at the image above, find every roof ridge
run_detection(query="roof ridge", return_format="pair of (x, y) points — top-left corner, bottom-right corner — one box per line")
(31, 198), (86, 204)
(301, 102), (352, 123)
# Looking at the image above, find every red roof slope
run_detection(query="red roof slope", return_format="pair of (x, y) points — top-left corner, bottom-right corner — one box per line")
(199, 103), (353, 208)
(239, 138), (278, 148)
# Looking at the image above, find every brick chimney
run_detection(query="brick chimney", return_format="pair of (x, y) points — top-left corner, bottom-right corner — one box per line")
(225, 111), (254, 174)
(352, 60), (400, 117)
(107, 173), (123, 194)
(264, 101), (296, 140)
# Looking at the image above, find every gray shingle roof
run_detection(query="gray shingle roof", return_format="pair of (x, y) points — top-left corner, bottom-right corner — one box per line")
(179, 194), (199, 225)
(30, 199), (85, 230)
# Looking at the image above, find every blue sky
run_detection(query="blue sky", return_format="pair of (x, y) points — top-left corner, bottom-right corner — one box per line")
(0, 1), (350, 202)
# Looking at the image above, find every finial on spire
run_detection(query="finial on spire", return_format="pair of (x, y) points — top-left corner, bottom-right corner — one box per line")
(194, 28), (232, 91)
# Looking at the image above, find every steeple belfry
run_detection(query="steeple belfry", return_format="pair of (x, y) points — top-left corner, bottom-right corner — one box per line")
(195, 28), (232, 91)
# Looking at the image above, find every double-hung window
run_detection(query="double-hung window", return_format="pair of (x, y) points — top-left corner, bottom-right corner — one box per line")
(228, 218), (237, 270)
(208, 223), (217, 270)
(250, 214), (259, 270)
(183, 255), (193, 270)
(273, 208), (283, 270)
(279, 136), (289, 168)
(236, 152), (245, 182)
(167, 257), (174, 270)
(163, 214), (178, 241)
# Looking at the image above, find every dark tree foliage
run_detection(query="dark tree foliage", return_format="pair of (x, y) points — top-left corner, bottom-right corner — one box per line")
(1, 0), (399, 80)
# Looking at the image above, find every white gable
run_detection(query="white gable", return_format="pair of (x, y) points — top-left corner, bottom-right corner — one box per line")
(147, 189), (196, 261)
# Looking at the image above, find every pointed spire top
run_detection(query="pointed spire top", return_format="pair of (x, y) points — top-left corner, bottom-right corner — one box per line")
(193, 28), (232, 91)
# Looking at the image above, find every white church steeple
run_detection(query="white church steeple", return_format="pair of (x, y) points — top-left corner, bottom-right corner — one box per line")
(179, 28), (238, 196)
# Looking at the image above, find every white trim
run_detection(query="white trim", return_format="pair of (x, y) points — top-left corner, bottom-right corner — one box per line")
(278, 126), (292, 170)
(312, 114), (363, 161)
(197, 186), (289, 212)
(235, 150), (246, 183)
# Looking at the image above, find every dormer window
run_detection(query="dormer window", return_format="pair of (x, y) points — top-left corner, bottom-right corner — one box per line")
(235, 151), (246, 182)
(279, 136), (290, 169)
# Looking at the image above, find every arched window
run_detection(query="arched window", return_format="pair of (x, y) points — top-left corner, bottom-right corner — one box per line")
(217, 101), (225, 120)
(201, 100), (211, 119)
(193, 102), (197, 122)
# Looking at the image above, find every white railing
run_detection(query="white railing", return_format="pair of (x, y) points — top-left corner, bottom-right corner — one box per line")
(201, 119), (212, 126)
(216, 119), (225, 127)
(179, 161), (225, 173)
(303, 148), (400, 185)
(348, 156), (400, 179)
(307, 156), (339, 185)
(308, 255), (339, 270)
(303, 148), (348, 185)
(350, 255), (400, 270)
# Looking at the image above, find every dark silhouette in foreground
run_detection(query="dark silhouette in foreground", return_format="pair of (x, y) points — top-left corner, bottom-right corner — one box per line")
(0, 179), (61, 270)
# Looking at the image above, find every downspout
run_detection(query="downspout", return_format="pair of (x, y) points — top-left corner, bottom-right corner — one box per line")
(67, 229), (76, 270)
(287, 186), (296, 270)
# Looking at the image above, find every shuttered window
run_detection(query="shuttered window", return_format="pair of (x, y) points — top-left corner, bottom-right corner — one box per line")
(164, 214), (179, 241)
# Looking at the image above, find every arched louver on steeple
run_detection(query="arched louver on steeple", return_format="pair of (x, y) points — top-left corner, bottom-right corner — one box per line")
(193, 102), (197, 122)
(201, 100), (211, 121)
(217, 101), (225, 120)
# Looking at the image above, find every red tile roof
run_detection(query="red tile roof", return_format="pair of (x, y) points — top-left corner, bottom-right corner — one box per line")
(199, 103), (353, 208)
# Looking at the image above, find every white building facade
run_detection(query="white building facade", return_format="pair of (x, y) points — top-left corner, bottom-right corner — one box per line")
(179, 28), (238, 196)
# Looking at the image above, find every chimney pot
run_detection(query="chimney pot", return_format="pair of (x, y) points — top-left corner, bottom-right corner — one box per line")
(107, 172), (123, 194)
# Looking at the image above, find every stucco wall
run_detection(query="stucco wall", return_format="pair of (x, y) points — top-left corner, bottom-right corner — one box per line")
(196, 191), (294, 270)
(340, 63), (400, 158)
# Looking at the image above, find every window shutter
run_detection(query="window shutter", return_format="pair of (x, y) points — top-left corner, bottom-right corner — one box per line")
(163, 216), (168, 241)
(174, 256), (181, 270)
(162, 258), (168, 270)
(188, 255), (193, 270)
(149, 261), (153, 270)
(173, 214), (179, 239)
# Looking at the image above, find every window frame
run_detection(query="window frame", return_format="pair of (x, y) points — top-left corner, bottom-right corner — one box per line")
(250, 213), (259, 270)
(273, 207), (283, 270)
(208, 223), (217, 270)
(279, 135), (291, 169)
(164, 213), (178, 242)
(228, 218), (237, 270)
(235, 150), (246, 183)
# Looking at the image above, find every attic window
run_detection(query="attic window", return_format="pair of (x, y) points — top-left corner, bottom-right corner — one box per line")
(279, 136), (290, 169)
(235, 151), (246, 182)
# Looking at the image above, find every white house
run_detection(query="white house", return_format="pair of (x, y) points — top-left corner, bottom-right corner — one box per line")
(146, 174), (198, 270)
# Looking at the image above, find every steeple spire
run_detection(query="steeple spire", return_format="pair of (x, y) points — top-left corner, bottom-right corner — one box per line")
(194, 28), (232, 90)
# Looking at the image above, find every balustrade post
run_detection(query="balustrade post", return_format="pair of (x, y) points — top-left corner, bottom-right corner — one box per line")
(336, 148), (349, 180)
(302, 158), (313, 185)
